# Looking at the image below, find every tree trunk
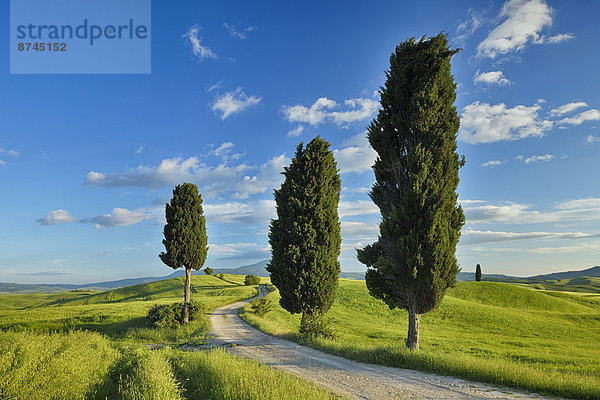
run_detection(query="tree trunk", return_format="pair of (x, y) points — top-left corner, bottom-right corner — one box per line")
(182, 267), (191, 324)
(406, 310), (420, 350)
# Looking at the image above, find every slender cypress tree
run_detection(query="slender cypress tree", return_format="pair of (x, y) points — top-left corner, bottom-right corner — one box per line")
(357, 33), (465, 350)
(267, 136), (341, 336)
(159, 183), (208, 324)
(475, 264), (482, 282)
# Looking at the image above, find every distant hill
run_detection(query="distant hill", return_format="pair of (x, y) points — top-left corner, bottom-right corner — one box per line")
(2, 263), (598, 294)
(529, 266), (600, 280)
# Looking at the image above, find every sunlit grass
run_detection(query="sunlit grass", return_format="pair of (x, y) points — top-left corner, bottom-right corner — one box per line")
(241, 280), (600, 399)
(0, 274), (332, 399)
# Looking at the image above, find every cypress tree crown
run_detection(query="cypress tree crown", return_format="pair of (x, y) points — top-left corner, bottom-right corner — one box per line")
(267, 136), (342, 316)
(159, 183), (208, 271)
(358, 33), (465, 315)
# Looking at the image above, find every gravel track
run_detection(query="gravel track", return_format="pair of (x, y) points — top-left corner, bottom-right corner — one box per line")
(207, 285), (557, 400)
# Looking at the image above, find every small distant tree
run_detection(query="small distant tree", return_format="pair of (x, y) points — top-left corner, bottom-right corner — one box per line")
(358, 34), (465, 350)
(204, 267), (213, 275)
(216, 272), (224, 280)
(267, 136), (341, 337)
(159, 183), (208, 324)
(244, 274), (261, 286)
(475, 264), (482, 282)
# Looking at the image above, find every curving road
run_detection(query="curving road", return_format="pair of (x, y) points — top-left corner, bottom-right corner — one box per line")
(208, 285), (556, 400)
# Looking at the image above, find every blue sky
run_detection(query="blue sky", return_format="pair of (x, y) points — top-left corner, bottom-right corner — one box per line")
(1, 0), (599, 284)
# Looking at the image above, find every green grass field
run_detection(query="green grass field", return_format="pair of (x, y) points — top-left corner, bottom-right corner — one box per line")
(241, 280), (600, 399)
(0, 274), (333, 400)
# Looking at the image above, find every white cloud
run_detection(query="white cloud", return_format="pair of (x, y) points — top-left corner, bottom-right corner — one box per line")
(212, 87), (262, 120)
(287, 125), (304, 138)
(477, 0), (572, 58)
(460, 101), (553, 144)
(183, 25), (217, 60)
(90, 207), (152, 229)
(134, 145), (144, 155)
(455, 8), (486, 45)
(461, 228), (596, 245)
(206, 81), (222, 93)
(549, 102), (588, 116)
(463, 198), (600, 224)
(338, 200), (379, 217)
(85, 153), (288, 200)
(546, 33), (574, 44)
(209, 242), (257, 257)
(558, 109), (600, 126)
(524, 154), (553, 164)
(281, 97), (379, 127)
(0, 148), (21, 157)
(0, 148), (21, 165)
(333, 146), (376, 174)
(341, 221), (379, 237)
(204, 200), (276, 224)
(212, 142), (234, 157)
(474, 71), (511, 85)
(37, 209), (78, 226)
(588, 135), (600, 144)
(481, 160), (506, 167)
(223, 23), (255, 40)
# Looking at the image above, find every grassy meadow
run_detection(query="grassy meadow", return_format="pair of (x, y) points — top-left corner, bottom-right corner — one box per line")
(241, 279), (600, 399)
(0, 274), (333, 400)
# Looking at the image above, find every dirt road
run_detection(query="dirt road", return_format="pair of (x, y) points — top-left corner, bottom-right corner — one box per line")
(208, 286), (555, 400)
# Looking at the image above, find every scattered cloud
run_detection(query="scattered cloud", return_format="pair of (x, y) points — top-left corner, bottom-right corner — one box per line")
(546, 33), (574, 44)
(588, 135), (600, 144)
(558, 109), (600, 126)
(463, 197), (600, 224)
(338, 200), (379, 218)
(0, 148), (21, 165)
(459, 101), (552, 144)
(481, 160), (507, 167)
(287, 125), (304, 138)
(223, 23), (255, 39)
(341, 221), (379, 237)
(212, 87), (262, 120)
(477, 0), (572, 58)
(17, 270), (72, 276)
(97, 251), (107, 256)
(281, 97), (379, 127)
(211, 142), (245, 163)
(549, 102), (588, 116)
(204, 200), (276, 224)
(183, 24), (217, 61)
(206, 81), (222, 93)
(333, 146), (376, 174)
(455, 8), (486, 45)
(86, 153), (288, 199)
(134, 145), (144, 155)
(0, 148), (21, 157)
(37, 209), (79, 226)
(524, 154), (553, 164)
(461, 228), (597, 245)
(89, 207), (152, 229)
(474, 70), (511, 85)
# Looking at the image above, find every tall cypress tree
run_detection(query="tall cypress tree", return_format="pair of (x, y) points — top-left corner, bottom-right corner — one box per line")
(159, 183), (208, 324)
(475, 264), (482, 282)
(267, 136), (341, 336)
(357, 33), (465, 350)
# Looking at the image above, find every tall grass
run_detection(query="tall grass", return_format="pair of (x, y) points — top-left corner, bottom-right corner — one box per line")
(169, 348), (334, 400)
(94, 347), (181, 400)
(0, 331), (118, 399)
(241, 280), (600, 399)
